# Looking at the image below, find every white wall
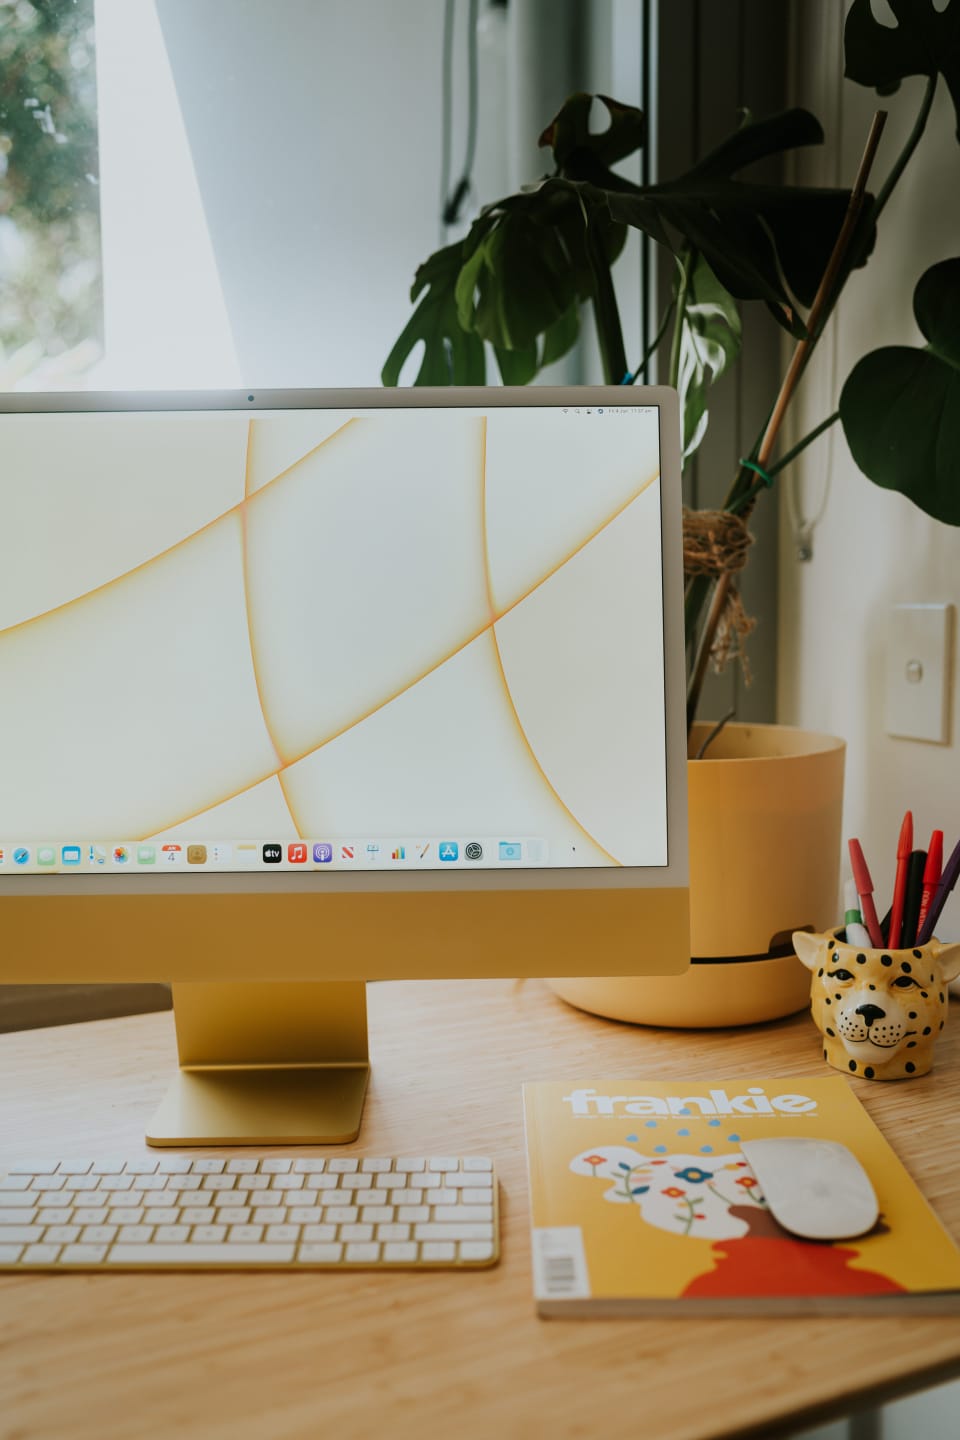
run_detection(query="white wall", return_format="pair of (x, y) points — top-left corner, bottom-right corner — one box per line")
(778, 0), (960, 944)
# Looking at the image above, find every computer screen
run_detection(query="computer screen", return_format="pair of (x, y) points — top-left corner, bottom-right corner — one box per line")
(0, 387), (688, 1144)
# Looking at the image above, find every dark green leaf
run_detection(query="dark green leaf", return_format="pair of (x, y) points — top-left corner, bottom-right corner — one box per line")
(540, 305), (580, 367)
(686, 107), (825, 180)
(539, 93), (645, 174)
(840, 347), (960, 523)
(674, 254), (742, 463)
(914, 256), (960, 365)
(845, 0), (960, 140)
(460, 212), (578, 351)
(381, 240), (485, 386)
(494, 343), (539, 385)
(839, 258), (960, 524)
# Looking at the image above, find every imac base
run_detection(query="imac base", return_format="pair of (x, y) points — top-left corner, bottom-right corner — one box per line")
(146, 981), (370, 1146)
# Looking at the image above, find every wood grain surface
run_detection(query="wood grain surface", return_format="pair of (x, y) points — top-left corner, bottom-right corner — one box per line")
(1, 978), (959, 1440)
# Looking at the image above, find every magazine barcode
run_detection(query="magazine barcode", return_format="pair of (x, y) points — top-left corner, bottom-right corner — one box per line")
(532, 1227), (590, 1301)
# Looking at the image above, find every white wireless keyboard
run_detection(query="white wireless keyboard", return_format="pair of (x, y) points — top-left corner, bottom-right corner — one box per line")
(0, 1155), (499, 1271)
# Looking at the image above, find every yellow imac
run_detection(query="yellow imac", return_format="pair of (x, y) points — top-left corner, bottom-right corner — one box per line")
(0, 387), (689, 1146)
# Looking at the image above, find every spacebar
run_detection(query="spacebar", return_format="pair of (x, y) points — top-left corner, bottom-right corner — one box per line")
(108, 1244), (296, 1265)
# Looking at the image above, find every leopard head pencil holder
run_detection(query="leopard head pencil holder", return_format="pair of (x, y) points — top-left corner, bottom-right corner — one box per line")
(793, 929), (960, 1080)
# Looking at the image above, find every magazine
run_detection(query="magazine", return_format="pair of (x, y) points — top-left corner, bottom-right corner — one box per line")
(523, 1076), (960, 1315)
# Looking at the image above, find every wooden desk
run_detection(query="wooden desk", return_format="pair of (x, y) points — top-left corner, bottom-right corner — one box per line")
(2, 979), (959, 1440)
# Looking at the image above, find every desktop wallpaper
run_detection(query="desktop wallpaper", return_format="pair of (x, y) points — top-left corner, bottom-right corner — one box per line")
(0, 405), (667, 871)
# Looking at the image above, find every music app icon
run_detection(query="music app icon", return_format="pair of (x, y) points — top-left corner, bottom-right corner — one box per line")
(287, 842), (308, 864)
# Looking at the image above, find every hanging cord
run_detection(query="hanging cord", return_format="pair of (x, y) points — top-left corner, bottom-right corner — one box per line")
(440, 0), (480, 230)
(786, 0), (844, 561)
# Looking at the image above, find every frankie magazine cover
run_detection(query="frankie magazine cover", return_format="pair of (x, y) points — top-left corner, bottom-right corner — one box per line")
(523, 1076), (960, 1315)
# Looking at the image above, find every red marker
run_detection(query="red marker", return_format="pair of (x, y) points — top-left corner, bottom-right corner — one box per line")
(887, 810), (914, 949)
(848, 838), (883, 947)
(915, 830), (943, 944)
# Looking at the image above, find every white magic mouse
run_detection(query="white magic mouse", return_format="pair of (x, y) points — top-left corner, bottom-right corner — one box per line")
(739, 1137), (879, 1241)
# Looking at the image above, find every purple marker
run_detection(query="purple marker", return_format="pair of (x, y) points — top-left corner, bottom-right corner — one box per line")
(917, 832), (960, 944)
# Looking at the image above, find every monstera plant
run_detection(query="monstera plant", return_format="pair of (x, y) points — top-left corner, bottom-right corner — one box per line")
(384, 0), (960, 731)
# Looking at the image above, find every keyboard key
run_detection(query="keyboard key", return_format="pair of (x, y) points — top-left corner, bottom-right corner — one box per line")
(287, 1207), (321, 1224)
(462, 1187), (495, 1204)
(383, 1242), (418, 1263)
(433, 1205), (494, 1224)
(200, 1175), (237, 1191)
(117, 1226), (155, 1243)
(192, 1160), (226, 1174)
(145, 1208), (181, 1225)
(462, 1157), (493, 1172)
(31, 1175), (66, 1190)
(260, 1159), (291, 1174)
(396, 1158), (426, 1173)
(155, 1226), (191, 1242)
(306, 1174), (340, 1190)
(22, 1244), (62, 1263)
(269, 1174), (303, 1191)
(61, 1245), (109, 1264)
(293, 1159), (326, 1173)
(73, 1208), (110, 1225)
(216, 1208), (252, 1226)
(302, 1224), (336, 1242)
(108, 1244), (296, 1265)
(43, 1226), (81, 1244)
(345, 1242), (380, 1263)
(0, 1245), (23, 1263)
(460, 1241), (495, 1262)
(298, 1242), (342, 1262)
(132, 1175), (168, 1191)
(425, 1189), (457, 1206)
(323, 1206), (358, 1225)
(190, 1226), (226, 1243)
(428, 1157), (460, 1172)
(80, 1225), (117, 1244)
(64, 1174), (100, 1191)
(359, 1206), (393, 1224)
(448, 1172), (493, 1189)
(180, 1208), (217, 1226)
(144, 1192), (177, 1208)
(125, 1159), (159, 1174)
(108, 1208), (145, 1226)
(421, 1242), (455, 1261)
(360, 1158), (392, 1173)
(174, 1175), (204, 1191)
(263, 1225), (297, 1243)
(35, 1207), (72, 1224)
(328, 1158), (359, 1174)
(414, 1223), (494, 1242)
(397, 1206), (430, 1223)
(57, 1162), (93, 1176)
(10, 1161), (60, 1174)
(156, 1158), (193, 1174)
(230, 1226), (265, 1243)
(376, 1223), (410, 1242)
(2, 1226), (44, 1243)
(90, 1159), (126, 1174)
(37, 1193), (72, 1209)
(98, 1176), (134, 1192)
(0, 1175), (31, 1190)
(340, 1224), (373, 1242)
(226, 1159), (259, 1174)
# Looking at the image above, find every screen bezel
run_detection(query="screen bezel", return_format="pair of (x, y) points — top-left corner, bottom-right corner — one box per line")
(0, 385), (688, 899)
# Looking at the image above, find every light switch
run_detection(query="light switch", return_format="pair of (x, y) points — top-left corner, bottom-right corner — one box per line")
(884, 603), (954, 743)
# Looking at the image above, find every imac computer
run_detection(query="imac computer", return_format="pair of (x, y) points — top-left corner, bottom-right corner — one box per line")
(0, 387), (689, 1146)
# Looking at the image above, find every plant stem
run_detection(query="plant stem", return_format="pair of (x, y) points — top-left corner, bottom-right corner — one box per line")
(584, 220), (627, 384)
(685, 113), (887, 732)
(727, 411), (840, 514)
(632, 299), (675, 383)
(668, 249), (696, 389)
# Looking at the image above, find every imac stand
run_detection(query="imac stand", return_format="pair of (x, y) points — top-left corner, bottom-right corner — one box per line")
(146, 982), (370, 1146)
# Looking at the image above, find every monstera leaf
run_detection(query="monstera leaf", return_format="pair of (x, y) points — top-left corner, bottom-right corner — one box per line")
(845, 0), (960, 140)
(385, 95), (874, 386)
(839, 257), (960, 524)
(382, 240), (485, 386)
(674, 253), (742, 463)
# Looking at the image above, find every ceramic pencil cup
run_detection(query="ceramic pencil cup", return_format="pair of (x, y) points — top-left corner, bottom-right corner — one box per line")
(793, 929), (960, 1080)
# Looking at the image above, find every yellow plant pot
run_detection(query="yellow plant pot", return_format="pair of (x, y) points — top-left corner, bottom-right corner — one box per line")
(549, 723), (846, 1028)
